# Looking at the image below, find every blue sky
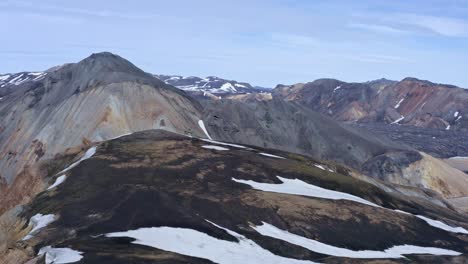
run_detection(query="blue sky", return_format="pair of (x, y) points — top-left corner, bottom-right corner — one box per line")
(1, 0), (468, 88)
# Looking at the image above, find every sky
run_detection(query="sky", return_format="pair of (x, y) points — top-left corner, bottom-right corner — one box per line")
(1, 0), (468, 88)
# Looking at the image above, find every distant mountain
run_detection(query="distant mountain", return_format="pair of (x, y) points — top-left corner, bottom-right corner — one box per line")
(0, 72), (48, 98)
(155, 74), (270, 95)
(273, 78), (468, 131)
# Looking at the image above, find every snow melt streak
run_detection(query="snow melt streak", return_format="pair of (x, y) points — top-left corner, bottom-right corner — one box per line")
(232, 176), (379, 207)
(47, 175), (67, 190)
(259, 152), (286, 159)
(59, 146), (97, 174)
(198, 120), (213, 140)
(106, 225), (316, 264)
(254, 222), (461, 259)
(202, 145), (230, 151)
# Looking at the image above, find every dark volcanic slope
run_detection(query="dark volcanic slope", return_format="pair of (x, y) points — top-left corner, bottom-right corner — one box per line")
(201, 98), (412, 169)
(200, 98), (468, 198)
(273, 78), (468, 131)
(4, 130), (468, 263)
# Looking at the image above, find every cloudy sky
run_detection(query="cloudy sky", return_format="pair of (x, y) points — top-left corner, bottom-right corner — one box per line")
(1, 0), (468, 87)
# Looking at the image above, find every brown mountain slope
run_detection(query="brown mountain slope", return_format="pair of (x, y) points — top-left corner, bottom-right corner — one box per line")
(273, 78), (468, 131)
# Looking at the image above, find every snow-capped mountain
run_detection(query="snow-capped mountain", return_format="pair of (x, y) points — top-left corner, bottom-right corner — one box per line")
(0, 72), (47, 88)
(155, 74), (269, 94)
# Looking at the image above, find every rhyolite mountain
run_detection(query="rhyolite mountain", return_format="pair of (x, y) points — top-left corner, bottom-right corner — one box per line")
(273, 78), (468, 131)
(1, 52), (467, 208)
(1, 52), (468, 263)
(0, 52), (204, 213)
(1, 130), (467, 263)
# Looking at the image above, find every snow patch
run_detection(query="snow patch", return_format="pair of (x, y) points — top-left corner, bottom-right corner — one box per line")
(47, 175), (67, 190)
(259, 152), (286, 159)
(232, 176), (378, 207)
(314, 164), (326, 170)
(219, 82), (237, 92)
(394, 210), (468, 234)
(446, 125), (451, 130)
(106, 223), (315, 264)
(201, 139), (247, 149)
(454, 111), (459, 118)
(391, 116), (404, 124)
(8, 73), (24, 84)
(198, 120), (212, 140)
(415, 215), (468, 234)
(234, 83), (247, 88)
(23, 214), (56, 240)
(333, 85), (341, 92)
(394, 98), (405, 109)
(456, 116), (462, 121)
(253, 222), (461, 259)
(38, 246), (83, 264)
(0, 74), (10, 81)
(202, 145), (229, 151)
(59, 146), (97, 174)
(109, 132), (132, 140)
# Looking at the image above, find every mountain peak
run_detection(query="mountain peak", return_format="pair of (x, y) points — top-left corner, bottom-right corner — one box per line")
(46, 52), (166, 94)
(401, 77), (459, 89)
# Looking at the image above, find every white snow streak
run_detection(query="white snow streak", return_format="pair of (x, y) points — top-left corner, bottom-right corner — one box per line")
(58, 146), (97, 174)
(47, 175), (67, 190)
(259, 152), (286, 159)
(106, 224), (316, 264)
(201, 139), (247, 149)
(0, 74), (10, 81)
(23, 214), (56, 240)
(446, 125), (451, 130)
(391, 116), (404, 124)
(232, 176), (378, 207)
(253, 222), (461, 259)
(109, 132), (132, 140)
(415, 214), (468, 234)
(38, 246), (83, 264)
(202, 145), (230, 151)
(234, 83), (247, 88)
(314, 164), (326, 170)
(394, 98), (405, 109)
(198, 120), (213, 140)
(219, 82), (237, 92)
(333, 85), (341, 92)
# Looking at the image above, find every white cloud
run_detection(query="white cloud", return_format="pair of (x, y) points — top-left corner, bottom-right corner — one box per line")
(348, 23), (409, 35)
(398, 14), (468, 37)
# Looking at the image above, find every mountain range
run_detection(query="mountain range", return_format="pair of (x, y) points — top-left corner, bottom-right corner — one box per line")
(0, 52), (467, 264)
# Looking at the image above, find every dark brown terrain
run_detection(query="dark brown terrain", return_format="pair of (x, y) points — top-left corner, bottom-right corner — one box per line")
(1, 130), (467, 263)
